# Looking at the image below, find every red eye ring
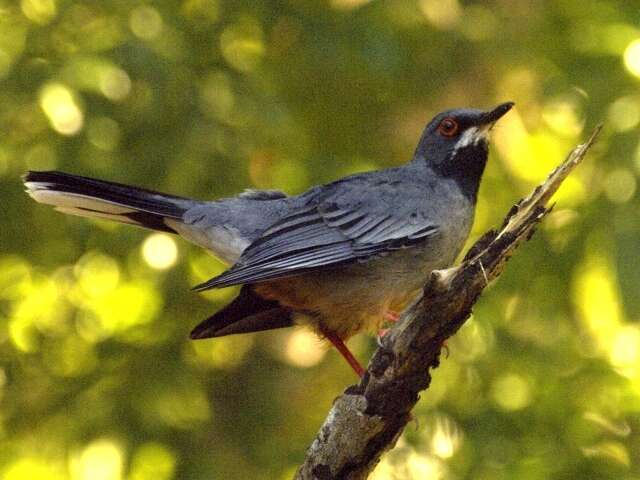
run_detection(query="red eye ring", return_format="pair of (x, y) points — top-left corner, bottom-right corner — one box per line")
(437, 117), (459, 137)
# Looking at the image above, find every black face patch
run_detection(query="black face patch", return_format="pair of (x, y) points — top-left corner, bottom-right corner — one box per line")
(438, 142), (490, 203)
(412, 106), (507, 203)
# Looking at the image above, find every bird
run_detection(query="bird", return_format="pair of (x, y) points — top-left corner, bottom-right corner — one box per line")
(24, 102), (514, 377)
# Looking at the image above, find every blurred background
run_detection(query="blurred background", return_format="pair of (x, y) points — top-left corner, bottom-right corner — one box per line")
(0, 0), (639, 479)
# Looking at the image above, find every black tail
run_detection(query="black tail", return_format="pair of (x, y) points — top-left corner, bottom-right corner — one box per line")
(24, 170), (194, 233)
(190, 286), (293, 339)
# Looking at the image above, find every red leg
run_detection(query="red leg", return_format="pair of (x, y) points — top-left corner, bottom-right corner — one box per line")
(322, 329), (365, 378)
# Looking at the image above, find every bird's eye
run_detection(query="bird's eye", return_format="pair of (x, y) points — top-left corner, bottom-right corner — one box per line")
(437, 118), (459, 137)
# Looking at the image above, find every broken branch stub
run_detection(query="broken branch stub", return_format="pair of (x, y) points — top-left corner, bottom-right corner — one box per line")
(296, 126), (602, 480)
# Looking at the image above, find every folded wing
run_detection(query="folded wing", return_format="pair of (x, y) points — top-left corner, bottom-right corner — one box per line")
(193, 199), (438, 291)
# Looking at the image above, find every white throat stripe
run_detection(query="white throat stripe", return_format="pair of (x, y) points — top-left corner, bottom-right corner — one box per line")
(453, 126), (490, 154)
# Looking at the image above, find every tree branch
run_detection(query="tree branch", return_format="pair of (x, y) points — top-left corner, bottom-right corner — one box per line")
(295, 126), (602, 480)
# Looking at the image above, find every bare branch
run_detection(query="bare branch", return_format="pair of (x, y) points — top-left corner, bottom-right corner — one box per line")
(295, 126), (602, 480)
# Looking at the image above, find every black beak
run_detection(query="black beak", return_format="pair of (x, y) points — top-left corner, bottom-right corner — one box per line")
(480, 102), (515, 125)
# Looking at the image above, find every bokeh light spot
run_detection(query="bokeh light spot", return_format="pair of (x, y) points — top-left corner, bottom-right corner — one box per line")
(10, 272), (64, 351)
(71, 439), (124, 480)
(21, 0), (57, 24)
(182, 0), (220, 23)
(152, 385), (211, 428)
(99, 67), (131, 101)
(191, 335), (254, 370)
(430, 416), (462, 459)
(220, 20), (265, 72)
(420, 0), (461, 29)
(74, 252), (120, 299)
(284, 330), (327, 368)
(75, 281), (161, 340)
(3, 457), (62, 480)
(9, 316), (37, 353)
(450, 317), (492, 362)
(270, 157), (310, 193)
(129, 443), (176, 480)
(604, 168), (636, 204)
(142, 233), (178, 270)
(39, 83), (84, 135)
(574, 253), (622, 349)
(582, 441), (630, 467)
(494, 110), (568, 183)
(542, 97), (584, 137)
(609, 326), (640, 378)
(406, 452), (444, 479)
(584, 411), (631, 437)
(623, 39), (640, 78)
(87, 117), (121, 151)
(607, 96), (640, 132)
(129, 6), (163, 40)
(552, 175), (587, 207)
(199, 71), (235, 120)
(491, 373), (532, 411)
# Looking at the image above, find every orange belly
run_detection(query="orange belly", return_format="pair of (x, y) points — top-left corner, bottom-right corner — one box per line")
(253, 273), (420, 340)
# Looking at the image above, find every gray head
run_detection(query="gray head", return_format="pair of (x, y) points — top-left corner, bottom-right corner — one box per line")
(414, 102), (514, 202)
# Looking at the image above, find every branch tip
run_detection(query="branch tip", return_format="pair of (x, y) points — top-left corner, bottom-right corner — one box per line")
(295, 126), (602, 480)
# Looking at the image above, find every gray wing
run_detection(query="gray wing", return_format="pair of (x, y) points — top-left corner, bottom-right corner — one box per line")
(193, 190), (439, 290)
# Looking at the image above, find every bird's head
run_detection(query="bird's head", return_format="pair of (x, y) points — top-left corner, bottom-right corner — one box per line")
(414, 102), (514, 201)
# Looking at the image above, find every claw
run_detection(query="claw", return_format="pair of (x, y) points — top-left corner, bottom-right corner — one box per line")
(376, 328), (390, 347)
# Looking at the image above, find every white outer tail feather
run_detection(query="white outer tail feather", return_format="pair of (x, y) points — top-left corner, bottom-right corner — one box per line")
(25, 181), (144, 226)
(24, 170), (249, 265)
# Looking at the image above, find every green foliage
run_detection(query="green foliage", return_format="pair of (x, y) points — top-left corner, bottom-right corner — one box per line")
(1, 0), (639, 478)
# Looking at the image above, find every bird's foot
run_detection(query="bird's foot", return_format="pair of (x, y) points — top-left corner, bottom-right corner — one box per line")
(376, 328), (390, 347)
(384, 310), (400, 323)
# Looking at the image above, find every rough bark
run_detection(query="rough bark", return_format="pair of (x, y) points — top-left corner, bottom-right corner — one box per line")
(295, 126), (602, 480)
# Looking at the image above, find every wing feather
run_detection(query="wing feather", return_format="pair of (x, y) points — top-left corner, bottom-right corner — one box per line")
(193, 200), (438, 291)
